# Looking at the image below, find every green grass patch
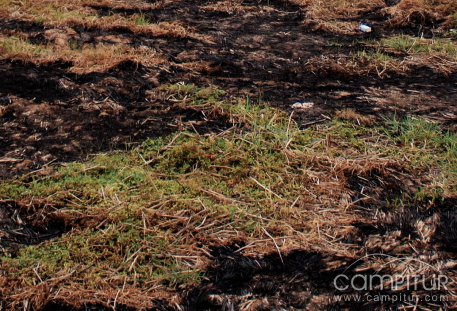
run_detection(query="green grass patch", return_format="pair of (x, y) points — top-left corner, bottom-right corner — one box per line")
(0, 84), (455, 308)
(133, 14), (150, 26)
(0, 36), (50, 58)
(380, 35), (457, 59)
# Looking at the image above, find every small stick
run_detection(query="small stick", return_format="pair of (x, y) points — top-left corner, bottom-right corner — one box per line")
(262, 227), (284, 265)
(250, 177), (284, 201)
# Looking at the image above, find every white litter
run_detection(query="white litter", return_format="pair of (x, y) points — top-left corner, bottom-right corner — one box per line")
(359, 24), (372, 33)
(291, 102), (314, 110)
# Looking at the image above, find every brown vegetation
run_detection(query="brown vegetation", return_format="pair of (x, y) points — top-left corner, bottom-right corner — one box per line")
(0, 0), (456, 310)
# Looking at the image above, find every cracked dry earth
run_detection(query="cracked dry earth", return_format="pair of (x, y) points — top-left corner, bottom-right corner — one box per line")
(1, 0), (456, 178)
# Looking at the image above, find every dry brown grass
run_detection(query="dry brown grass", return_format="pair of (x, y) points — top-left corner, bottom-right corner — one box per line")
(0, 0), (214, 74)
(291, 0), (456, 33)
(202, 0), (258, 14)
(305, 53), (406, 78)
(83, 0), (178, 11)
(385, 0), (457, 29)
(335, 109), (375, 126)
(0, 0), (212, 42)
(306, 34), (457, 77)
(0, 35), (165, 74)
(291, 0), (385, 34)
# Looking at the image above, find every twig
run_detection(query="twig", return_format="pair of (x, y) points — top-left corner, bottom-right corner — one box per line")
(250, 177), (284, 201)
(262, 227), (284, 265)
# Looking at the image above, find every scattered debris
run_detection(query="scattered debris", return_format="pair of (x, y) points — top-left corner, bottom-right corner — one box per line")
(330, 91), (353, 99)
(0, 158), (22, 164)
(291, 102), (315, 110)
(359, 24), (372, 33)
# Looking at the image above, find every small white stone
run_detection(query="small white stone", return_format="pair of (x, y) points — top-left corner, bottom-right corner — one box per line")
(291, 102), (314, 110)
(359, 24), (372, 33)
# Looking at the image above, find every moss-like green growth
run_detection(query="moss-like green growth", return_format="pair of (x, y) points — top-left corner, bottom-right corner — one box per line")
(0, 84), (455, 308)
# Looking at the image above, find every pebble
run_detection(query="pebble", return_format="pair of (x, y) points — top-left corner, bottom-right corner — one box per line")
(291, 102), (314, 110)
(359, 24), (372, 33)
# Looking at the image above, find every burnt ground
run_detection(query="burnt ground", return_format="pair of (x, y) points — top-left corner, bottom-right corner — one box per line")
(0, 2), (456, 308)
(0, 0), (456, 179)
(0, 199), (67, 256)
